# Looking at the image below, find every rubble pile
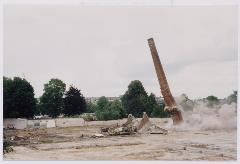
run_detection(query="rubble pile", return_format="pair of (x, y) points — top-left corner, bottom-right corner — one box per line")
(137, 113), (168, 135)
(100, 112), (168, 136)
(100, 114), (138, 136)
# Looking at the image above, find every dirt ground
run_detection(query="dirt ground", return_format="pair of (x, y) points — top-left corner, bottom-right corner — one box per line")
(3, 122), (237, 161)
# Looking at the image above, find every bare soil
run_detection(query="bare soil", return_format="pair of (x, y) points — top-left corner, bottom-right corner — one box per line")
(3, 123), (237, 161)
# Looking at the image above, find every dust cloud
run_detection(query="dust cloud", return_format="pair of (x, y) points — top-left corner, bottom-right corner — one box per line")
(165, 100), (237, 131)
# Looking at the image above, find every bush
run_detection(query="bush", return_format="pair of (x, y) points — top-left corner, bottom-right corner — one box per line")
(151, 105), (169, 118)
(86, 102), (98, 113)
(3, 139), (13, 154)
(96, 109), (120, 121)
(95, 99), (126, 121)
(97, 96), (109, 110)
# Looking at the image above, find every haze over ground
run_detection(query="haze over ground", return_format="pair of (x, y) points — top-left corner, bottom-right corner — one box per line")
(4, 6), (237, 99)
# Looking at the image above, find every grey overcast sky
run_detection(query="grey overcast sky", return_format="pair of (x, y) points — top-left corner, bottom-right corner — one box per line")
(3, 5), (238, 99)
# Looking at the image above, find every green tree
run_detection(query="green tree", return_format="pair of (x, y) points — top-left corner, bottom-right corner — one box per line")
(39, 78), (66, 118)
(95, 98), (126, 121)
(97, 96), (109, 110)
(3, 77), (11, 118)
(95, 108), (120, 121)
(206, 95), (219, 102)
(146, 93), (158, 115)
(3, 76), (36, 118)
(95, 96), (110, 120)
(206, 95), (219, 107)
(86, 102), (98, 113)
(109, 100), (126, 118)
(63, 86), (86, 116)
(121, 80), (149, 117)
(34, 98), (41, 116)
(151, 103), (169, 118)
(145, 93), (169, 118)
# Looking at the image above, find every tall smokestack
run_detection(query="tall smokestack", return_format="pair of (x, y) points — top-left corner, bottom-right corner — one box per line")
(148, 38), (183, 125)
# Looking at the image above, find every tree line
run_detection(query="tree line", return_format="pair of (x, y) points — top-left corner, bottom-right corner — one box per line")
(3, 77), (169, 120)
(87, 80), (169, 120)
(4, 77), (86, 119)
(3, 76), (237, 120)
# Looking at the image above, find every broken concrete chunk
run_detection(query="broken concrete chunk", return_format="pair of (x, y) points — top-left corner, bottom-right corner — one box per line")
(122, 114), (139, 128)
(137, 112), (151, 130)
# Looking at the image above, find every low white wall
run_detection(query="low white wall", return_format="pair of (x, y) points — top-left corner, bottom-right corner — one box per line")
(27, 119), (56, 129)
(47, 119), (56, 128)
(3, 118), (27, 129)
(4, 118), (56, 129)
(3, 117), (172, 130)
(55, 118), (85, 127)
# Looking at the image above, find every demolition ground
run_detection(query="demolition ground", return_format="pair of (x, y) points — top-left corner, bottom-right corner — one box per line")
(3, 117), (237, 160)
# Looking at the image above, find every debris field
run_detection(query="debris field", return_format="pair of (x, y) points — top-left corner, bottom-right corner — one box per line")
(3, 115), (237, 160)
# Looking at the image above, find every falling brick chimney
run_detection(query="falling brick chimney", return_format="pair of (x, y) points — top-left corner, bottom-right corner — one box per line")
(147, 38), (183, 125)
